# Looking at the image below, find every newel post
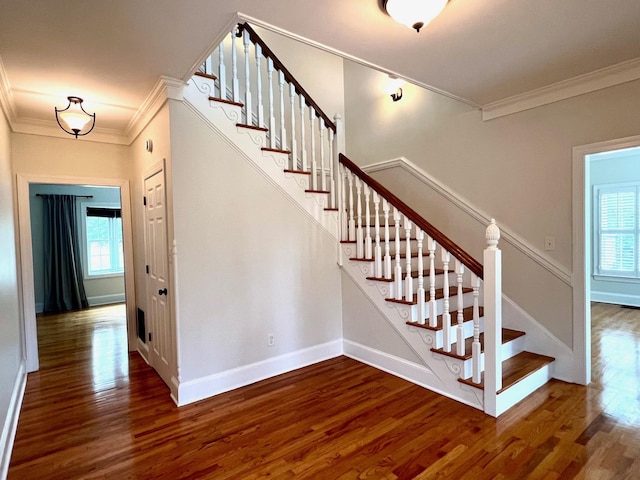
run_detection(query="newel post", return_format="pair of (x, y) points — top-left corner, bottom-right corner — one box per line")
(334, 114), (345, 265)
(483, 218), (502, 417)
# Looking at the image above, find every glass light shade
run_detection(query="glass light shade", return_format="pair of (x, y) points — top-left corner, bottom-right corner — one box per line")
(386, 77), (406, 96)
(59, 111), (91, 132)
(385, 0), (448, 32)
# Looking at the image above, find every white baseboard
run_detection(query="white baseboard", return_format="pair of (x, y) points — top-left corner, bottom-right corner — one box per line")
(343, 339), (483, 411)
(88, 293), (126, 307)
(176, 339), (343, 406)
(1, 360), (27, 480)
(591, 291), (640, 308)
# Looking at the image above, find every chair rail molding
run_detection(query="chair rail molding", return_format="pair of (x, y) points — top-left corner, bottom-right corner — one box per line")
(361, 157), (572, 286)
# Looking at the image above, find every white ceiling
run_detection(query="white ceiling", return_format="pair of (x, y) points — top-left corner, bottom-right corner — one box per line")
(0, 0), (639, 141)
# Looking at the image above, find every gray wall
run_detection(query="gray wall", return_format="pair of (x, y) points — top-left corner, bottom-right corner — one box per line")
(29, 184), (124, 312)
(590, 148), (640, 306)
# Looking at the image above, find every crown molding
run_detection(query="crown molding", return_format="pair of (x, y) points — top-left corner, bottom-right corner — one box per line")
(11, 117), (128, 145)
(482, 57), (640, 121)
(0, 55), (17, 128)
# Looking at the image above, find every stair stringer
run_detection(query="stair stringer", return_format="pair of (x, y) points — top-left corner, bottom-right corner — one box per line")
(183, 78), (339, 239)
(341, 243), (485, 411)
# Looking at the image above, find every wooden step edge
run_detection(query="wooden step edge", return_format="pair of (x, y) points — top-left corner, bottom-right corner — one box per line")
(237, 123), (269, 132)
(406, 320), (441, 332)
(208, 97), (244, 108)
(194, 71), (217, 80)
(340, 240), (356, 244)
(457, 351), (555, 391)
(367, 269), (446, 283)
(386, 286), (472, 307)
(324, 208), (339, 212)
(305, 189), (330, 194)
(405, 306), (483, 332)
(366, 276), (394, 283)
(429, 328), (524, 361)
(283, 169), (311, 175)
(262, 147), (291, 154)
(349, 257), (374, 263)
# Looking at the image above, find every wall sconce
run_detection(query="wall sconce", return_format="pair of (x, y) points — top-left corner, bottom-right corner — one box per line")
(383, 0), (449, 32)
(387, 76), (405, 102)
(54, 96), (96, 138)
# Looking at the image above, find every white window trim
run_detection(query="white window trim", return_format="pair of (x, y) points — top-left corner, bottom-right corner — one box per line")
(592, 181), (640, 280)
(80, 201), (124, 279)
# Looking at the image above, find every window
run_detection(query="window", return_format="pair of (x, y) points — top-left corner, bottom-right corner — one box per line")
(594, 183), (639, 278)
(85, 206), (123, 276)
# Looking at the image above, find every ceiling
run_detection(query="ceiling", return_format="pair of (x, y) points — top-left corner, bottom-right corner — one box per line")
(0, 0), (639, 142)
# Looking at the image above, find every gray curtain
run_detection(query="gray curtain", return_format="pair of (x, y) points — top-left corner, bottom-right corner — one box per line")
(42, 194), (89, 312)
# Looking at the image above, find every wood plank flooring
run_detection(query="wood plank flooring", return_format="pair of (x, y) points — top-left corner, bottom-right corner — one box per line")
(8, 302), (640, 479)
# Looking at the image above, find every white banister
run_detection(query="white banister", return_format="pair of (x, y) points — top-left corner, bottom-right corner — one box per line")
(455, 259), (465, 356)
(471, 272), (481, 383)
(355, 178), (364, 258)
(383, 199), (392, 280)
(404, 216), (413, 302)
(394, 208), (403, 300)
(416, 228), (425, 324)
(278, 70), (286, 150)
(218, 40), (226, 99)
(320, 124), (327, 192)
(310, 109), (317, 190)
(255, 44), (264, 128)
(231, 30), (239, 103)
(340, 166), (348, 241)
(348, 171), (355, 241)
(373, 192), (382, 277)
(205, 55), (213, 77)
(441, 249), (451, 352)
(267, 58), (276, 149)
(299, 96), (307, 171)
(483, 219), (502, 416)
(428, 236), (437, 327)
(242, 29), (252, 124)
(364, 185), (372, 259)
(329, 128), (336, 208)
(289, 83), (297, 170)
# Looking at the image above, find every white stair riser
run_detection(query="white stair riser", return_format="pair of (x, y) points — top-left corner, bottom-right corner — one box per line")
(458, 335), (526, 379)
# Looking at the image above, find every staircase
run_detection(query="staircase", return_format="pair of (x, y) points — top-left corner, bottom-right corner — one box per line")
(183, 22), (555, 417)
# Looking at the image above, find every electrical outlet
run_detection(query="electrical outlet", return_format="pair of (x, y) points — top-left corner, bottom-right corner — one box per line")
(544, 236), (556, 251)
(268, 333), (275, 347)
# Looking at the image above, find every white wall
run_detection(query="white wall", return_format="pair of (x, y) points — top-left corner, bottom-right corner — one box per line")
(0, 110), (23, 475)
(169, 100), (342, 384)
(343, 59), (640, 347)
(590, 148), (640, 306)
(28, 184), (124, 312)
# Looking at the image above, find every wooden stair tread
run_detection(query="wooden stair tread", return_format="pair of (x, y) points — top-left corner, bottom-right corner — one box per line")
(458, 351), (555, 392)
(194, 71), (217, 80)
(262, 147), (291, 154)
(324, 208), (339, 211)
(237, 123), (269, 132)
(406, 306), (485, 331)
(208, 96), (244, 107)
(367, 269), (446, 282)
(387, 286), (473, 305)
(340, 240), (356, 244)
(430, 327), (524, 360)
(283, 169), (310, 175)
(305, 189), (330, 194)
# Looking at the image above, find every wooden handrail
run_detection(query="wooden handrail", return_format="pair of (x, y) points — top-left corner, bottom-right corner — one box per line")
(339, 153), (484, 279)
(239, 23), (336, 133)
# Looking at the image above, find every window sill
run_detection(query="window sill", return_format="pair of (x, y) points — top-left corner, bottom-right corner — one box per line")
(85, 272), (125, 280)
(593, 274), (640, 284)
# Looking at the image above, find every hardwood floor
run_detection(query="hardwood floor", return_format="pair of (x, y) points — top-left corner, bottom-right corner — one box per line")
(8, 302), (640, 479)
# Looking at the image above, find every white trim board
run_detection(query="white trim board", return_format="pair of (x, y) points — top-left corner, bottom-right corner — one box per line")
(0, 361), (26, 480)
(176, 339), (343, 406)
(361, 157), (572, 286)
(591, 292), (640, 308)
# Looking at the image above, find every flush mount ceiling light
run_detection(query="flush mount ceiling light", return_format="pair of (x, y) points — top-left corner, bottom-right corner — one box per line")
(383, 0), (449, 32)
(54, 96), (96, 138)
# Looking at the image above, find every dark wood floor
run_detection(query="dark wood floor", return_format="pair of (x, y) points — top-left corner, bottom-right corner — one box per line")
(8, 302), (640, 479)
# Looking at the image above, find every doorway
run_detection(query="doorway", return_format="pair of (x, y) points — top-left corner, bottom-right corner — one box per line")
(16, 174), (136, 373)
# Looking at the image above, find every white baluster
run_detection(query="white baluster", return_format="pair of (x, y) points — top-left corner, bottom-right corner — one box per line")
(205, 54), (213, 77)
(484, 219), (503, 416)
(394, 208), (403, 300)
(383, 200), (391, 279)
(416, 228), (425, 324)
(404, 216), (413, 302)
(310, 109), (317, 190)
(364, 185), (372, 259)
(231, 29), (239, 103)
(267, 58), (276, 148)
(471, 273), (481, 383)
(255, 44), (264, 128)
(329, 128), (336, 208)
(348, 170), (355, 241)
(356, 178), (364, 258)
(442, 249), (451, 352)
(218, 39), (226, 99)
(320, 124), (327, 192)
(428, 236), (437, 328)
(289, 83), (297, 170)
(455, 259), (466, 356)
(278, 70), (286, 150)
(373, 192), (382, 278)
(340, 166), (348, 241)
(242, 29), (252, 124)
(299, 96), (307, 171)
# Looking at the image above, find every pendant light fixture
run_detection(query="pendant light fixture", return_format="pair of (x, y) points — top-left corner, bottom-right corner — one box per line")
(383, 0), (449, 32)
(54, 96), (96, 138)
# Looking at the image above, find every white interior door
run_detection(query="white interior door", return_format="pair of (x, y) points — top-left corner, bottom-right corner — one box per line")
(144, 168), (173, 387)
